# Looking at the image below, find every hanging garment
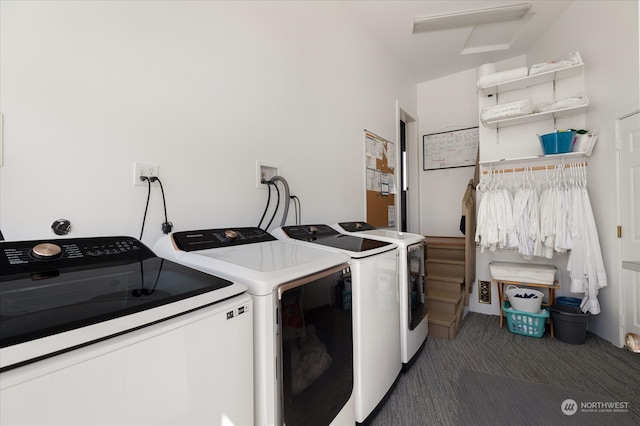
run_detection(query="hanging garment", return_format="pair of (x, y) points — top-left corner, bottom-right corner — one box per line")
(579, 187), (607, 314)
(475, 172), (497, 252)
(478, 163), (606, 314)
(537, 183), (556, 259)
(567, 166), (607, 314)
(554, 182), (573, 254)
(475, 171), (517, 252)
(485, 188), (501, 250)
(500, 185), (518, 250)
(460, 180), (475, 236)
(511, 169), (540, 260)
(568, 184), (586, 293)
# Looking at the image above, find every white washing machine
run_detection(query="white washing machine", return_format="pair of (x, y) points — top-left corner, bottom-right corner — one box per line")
(154, 227), (354, 426)
(332, 222), (428, 369)
(0, 236), (253, 426)
(271, 224), (401, 425)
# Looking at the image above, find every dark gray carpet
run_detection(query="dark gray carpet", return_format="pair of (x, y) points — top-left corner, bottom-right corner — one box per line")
(370, 313), (640, 425)
(458, 369), (635, 425)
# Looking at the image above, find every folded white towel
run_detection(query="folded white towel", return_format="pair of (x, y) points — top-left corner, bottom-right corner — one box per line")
(481, 99), (533, 123)
(529, 52), (583, 76)
(535, 94), (589, 113)
(478, 67), (529, 88)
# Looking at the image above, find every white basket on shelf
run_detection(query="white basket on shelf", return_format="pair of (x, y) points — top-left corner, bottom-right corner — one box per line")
(505, 285), (544, 313)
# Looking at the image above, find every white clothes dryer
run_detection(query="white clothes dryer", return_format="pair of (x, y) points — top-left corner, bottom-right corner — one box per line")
(154, 227), (354, 426)
(271, 224), (401, 425)
(332, 222), (428, 369)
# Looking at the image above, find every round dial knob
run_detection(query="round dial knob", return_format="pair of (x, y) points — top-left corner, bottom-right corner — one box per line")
(31, 243), (62, 260)
(223, 230), (238, 241)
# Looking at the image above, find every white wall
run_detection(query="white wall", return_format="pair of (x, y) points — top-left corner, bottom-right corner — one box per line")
(415, 56), (528, 238)
(0, 1), (417, 245)
(417, 56), (558, 316)
(526, 0), (639, 344)
(416, 68), (478, 236)
(416, 1), (639, 343)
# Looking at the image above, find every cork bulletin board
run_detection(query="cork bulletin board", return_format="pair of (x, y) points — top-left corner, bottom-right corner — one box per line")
(365, 130), (396, 228)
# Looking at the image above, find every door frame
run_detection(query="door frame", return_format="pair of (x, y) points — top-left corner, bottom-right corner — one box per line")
(395, 101), (419, 234)
(616, 109), (640, 347)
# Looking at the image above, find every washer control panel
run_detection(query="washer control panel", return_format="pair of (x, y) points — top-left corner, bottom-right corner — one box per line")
(279, 224), (339, 240)
(172, 227), (276, 251)
(1, 236), (154, 276)
(337, 222), (376, 232)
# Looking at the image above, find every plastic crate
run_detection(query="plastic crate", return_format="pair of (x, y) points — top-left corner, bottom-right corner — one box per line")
(502, 301), (549, 338)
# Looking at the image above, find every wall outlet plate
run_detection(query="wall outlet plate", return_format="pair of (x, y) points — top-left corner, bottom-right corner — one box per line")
(133, 162), (159, 186)
(256, 161), (280, 188)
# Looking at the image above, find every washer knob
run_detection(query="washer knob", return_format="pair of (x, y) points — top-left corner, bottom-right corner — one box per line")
(51, 219), (71, 236)
(223, 230), (238, 241)
(31, 243), (62, 260)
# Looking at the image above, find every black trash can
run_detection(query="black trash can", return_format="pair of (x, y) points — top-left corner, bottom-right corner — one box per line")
(551, 304), (590, 344)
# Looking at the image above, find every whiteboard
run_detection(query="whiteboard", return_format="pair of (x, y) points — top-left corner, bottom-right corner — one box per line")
(423, 127), (479, 170)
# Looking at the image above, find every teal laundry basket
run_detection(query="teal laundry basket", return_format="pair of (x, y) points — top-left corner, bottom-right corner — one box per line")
(502, 301), (548, 338)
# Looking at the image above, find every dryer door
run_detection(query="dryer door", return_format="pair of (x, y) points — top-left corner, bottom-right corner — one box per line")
(408, 242), (427, 330)
(277, 263), (352, 426)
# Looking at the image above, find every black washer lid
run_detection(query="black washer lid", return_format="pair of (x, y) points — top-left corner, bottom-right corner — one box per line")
(279, 225), (392, 253)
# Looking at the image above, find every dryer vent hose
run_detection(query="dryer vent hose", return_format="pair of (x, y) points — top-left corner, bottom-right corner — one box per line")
(269, 175), (290, 227)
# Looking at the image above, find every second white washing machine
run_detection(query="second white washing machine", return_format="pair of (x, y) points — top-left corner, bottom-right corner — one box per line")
(332, 222), (428, 369)
(154, 227), (354, 426)
(271, 224), (401, 425)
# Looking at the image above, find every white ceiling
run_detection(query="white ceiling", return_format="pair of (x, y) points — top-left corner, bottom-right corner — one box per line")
(343, 0), (573, 84)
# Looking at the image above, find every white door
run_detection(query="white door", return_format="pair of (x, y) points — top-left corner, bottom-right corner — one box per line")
(619, 111), (640, 344)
